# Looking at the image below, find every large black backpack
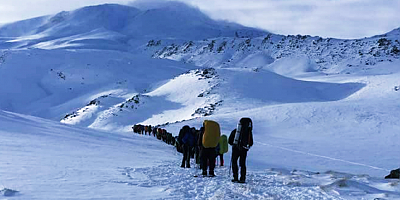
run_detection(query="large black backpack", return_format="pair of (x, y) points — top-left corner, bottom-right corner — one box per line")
(234, 118), (253, 148)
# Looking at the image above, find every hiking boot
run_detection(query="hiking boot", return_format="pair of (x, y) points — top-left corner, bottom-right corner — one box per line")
(239, 177), (246, 183)
(209, 171), (215, 177)
(231, 178), (239, 183)
(186, 161), (190, 168)
(202, 171), (207, 176)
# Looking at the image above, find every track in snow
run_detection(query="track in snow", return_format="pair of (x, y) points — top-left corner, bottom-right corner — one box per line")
(114, 160), (342, 200)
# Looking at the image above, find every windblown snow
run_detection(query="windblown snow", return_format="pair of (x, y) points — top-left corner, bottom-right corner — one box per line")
(1, 2), (400, 199)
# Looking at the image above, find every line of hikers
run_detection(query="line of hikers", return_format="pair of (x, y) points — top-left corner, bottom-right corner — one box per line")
(132, 117), (253, 183)
(132, 124), (175, 145)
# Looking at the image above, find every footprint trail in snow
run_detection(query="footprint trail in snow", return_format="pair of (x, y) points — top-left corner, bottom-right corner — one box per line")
(114, 160), (351, 199)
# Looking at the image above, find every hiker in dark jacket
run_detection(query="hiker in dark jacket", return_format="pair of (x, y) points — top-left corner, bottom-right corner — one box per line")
(178, 125), (194, 168)
(228, 118), (253, 183)
(190, 127), (197, 158)
(194, 128), (202, 167)
(197, 127), (205, 170)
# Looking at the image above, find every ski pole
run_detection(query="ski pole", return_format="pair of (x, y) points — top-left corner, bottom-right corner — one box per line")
(229, 154), (232, 176)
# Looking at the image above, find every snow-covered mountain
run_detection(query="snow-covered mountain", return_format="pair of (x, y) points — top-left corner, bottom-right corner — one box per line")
(1, 2), (400, 199)
(0, 3), (266, 50)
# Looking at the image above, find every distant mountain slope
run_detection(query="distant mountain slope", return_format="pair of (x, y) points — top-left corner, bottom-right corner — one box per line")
(148, 28), (400, 75)
(0, 49), (198, 122)
(0, 16), (49, 37)
(0, 3), (267, 50)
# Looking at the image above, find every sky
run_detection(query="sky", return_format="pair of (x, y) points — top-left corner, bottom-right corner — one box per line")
(0, 0), (399, 39)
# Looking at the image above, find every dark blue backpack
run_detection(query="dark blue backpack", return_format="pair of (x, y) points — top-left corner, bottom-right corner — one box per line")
(182, 132), (195, 146)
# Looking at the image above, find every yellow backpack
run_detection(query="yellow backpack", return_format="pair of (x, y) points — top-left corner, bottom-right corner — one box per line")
(202, 120), (221, 148)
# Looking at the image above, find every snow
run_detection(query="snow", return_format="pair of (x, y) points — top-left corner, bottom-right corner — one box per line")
(0, 49), (198, 124)
(2, 109), (400, 199)
(1, 2), (400, 199)
(0, 110), (176, 199)
(265, 55), (319, 77)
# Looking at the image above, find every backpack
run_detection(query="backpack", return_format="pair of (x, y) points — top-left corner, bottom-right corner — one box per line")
(233, 118), (253, 148)
(219, 135), (228, 154)
(202, 120), (221, 148)
(182, 131), (195, 146)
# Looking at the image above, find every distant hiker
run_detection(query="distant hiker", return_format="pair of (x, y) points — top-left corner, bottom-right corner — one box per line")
(139, 125), (144, 134)
(228, 118), (253, 183)
(179, 125), (194, 168)
(152, 127), (157, 137)
(201, 120), (221, 177)
(157, 128), (162, 140)
(162, 129), (167, 142)
(175, 136), (183, 153)
(217, 134), (228, 166)
(168, 132), (174, 145)
(133, 124), (139, 133)
(133, 124), (144, 134)
(194, 128), (203, 167)
(197, 127), (205, 169)
(190, 127), (197, 158)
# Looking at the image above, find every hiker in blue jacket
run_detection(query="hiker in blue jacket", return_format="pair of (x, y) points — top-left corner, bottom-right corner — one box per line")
(178, 125), (195, 168)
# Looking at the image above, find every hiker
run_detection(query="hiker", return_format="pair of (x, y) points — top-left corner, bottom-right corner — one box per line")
(217, 134), (228, 166)
(168, 132), (174, 145)
(175, 136), (183, 153)
(139, 125), (144, 134)
(148, 125), (152, 135)
(156, 128), (162, 140)
(228, 118), (253, 183)
(201, 120), (221, 177)
(190, 127), (197, 158)
(178, 125), (194, 168)
(162, 129), (167, 142)
(195, 127), (203, 167)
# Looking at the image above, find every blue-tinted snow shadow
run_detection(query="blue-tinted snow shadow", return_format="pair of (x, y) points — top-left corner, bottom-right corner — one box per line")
(224, 69), (365, 103)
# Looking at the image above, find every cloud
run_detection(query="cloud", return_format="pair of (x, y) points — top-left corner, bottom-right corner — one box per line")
(177, 0), (400, 38)
(0, 0), (399, 39)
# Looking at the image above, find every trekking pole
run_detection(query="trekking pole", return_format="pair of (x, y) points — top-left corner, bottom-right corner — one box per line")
(229, 155), (232, 176)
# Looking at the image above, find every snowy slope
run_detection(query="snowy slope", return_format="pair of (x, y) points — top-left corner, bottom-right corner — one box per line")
(0, 110), (177, 199)
(0, 49), (201, 129)
(2, 101), (400, 199)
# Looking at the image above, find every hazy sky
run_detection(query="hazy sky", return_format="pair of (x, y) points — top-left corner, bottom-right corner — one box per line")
(0, 0), (399, 39)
